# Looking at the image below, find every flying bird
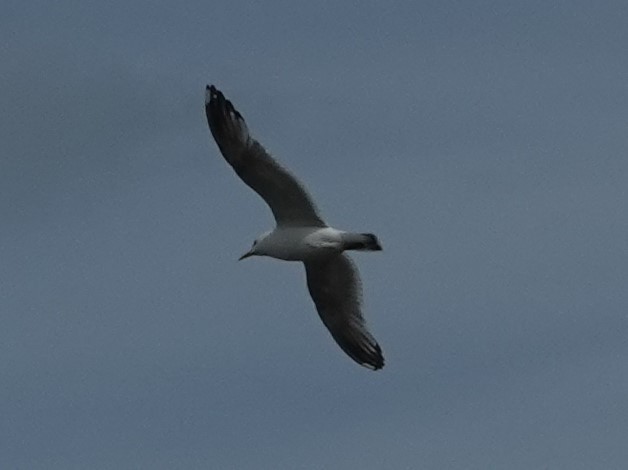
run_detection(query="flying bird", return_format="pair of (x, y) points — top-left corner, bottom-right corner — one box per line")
(204, 85), (384, 370)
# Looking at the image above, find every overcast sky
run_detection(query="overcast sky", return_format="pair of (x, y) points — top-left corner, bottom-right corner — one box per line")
(2, 1), (628, 468)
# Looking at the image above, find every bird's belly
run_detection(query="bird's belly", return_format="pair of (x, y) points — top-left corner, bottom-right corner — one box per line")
(267, 242), (330, 261)
(266, 227), (342, 261)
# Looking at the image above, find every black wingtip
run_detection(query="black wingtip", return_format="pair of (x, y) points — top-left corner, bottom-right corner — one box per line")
(204, 85), (244, 120)
(349, 341), (384, 371)
(367, 343), (385, 370)
(205, 84), (220, 106)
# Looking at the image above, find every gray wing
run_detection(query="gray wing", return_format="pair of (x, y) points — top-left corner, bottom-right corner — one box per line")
(304, 254), (384, 370)
(205, 85), (326, 227)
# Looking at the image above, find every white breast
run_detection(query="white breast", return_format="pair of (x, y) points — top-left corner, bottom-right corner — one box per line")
(262, 227), (344, 261)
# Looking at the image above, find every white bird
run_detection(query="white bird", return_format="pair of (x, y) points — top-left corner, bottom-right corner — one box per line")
(205, 85), (384, 370)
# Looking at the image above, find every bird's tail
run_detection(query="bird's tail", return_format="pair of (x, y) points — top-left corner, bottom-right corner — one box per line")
(341, 233), (383, 252)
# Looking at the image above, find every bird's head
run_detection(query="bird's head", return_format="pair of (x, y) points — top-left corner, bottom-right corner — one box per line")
(238, 231), (272, 260)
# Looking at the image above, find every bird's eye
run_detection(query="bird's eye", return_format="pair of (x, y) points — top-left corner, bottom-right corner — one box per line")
(252, 240), (258, 247)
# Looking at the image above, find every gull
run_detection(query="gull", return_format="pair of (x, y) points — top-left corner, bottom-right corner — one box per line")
(204, 85), (384, 370)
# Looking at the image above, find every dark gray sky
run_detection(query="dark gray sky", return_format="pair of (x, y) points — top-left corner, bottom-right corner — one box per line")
(3, 1), (628, 468)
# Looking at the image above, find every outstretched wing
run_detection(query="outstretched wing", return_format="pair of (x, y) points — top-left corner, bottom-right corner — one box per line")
(205, 85), (326, 227)
(304, 254), (384, 370)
